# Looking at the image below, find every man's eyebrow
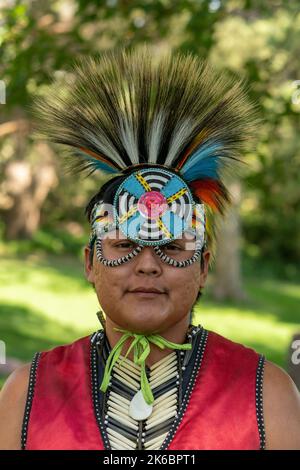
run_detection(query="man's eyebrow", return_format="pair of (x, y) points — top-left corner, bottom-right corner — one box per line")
(173, 237), (188, 243)
(105, 236), (130, 244)
(165, 239), (184, 246)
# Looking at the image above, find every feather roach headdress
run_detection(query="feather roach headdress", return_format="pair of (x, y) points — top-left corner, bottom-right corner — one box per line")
(34, 45), (257, 260)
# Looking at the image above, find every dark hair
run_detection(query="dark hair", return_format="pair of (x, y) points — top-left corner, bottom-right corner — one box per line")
(85, 175), (127, 222)
(190, 290), (203, 324)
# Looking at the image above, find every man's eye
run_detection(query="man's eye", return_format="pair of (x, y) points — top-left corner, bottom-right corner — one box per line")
(115, 242), (135, 249)
(164, 244), (182, 251)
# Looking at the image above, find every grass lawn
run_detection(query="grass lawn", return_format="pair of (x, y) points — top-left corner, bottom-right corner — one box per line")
(0, 253), (299, 388)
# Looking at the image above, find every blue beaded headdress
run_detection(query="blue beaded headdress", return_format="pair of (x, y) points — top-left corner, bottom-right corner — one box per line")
(90, 168), (205, 245)
(34, 46), (256, 266)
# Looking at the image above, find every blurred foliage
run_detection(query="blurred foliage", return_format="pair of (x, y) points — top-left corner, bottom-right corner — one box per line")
(0, 0), (300, 267)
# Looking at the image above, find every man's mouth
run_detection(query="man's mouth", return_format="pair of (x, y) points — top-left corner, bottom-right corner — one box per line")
(127, 287), (166, 297)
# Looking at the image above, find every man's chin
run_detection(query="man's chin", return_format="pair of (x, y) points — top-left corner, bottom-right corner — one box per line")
(119, 313), (169, 335)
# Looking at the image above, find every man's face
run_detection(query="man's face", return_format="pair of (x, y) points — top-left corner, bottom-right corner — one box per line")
(85, 230), (210, 334)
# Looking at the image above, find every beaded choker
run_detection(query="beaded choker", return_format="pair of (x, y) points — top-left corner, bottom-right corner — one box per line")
(100, 328), (192, 416)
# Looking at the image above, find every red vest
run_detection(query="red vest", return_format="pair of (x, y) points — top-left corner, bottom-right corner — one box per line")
(23, 330), (264, 450)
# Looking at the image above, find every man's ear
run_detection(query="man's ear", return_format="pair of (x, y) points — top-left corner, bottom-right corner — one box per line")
(84, 246), (95, 283)
(199, 250), (210, 289)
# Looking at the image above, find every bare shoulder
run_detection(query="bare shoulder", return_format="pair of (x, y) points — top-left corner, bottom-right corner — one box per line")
(263, 360), (300, 450)
(0, 363), (31, 450)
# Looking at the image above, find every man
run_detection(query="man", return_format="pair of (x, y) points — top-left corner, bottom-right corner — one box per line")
(0, 47), (300, 450)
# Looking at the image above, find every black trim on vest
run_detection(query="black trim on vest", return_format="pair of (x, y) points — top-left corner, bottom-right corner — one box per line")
(21, 352), (41, 450)
(256, 354), (266, 450)
(159, 328), (208, 449)
(90, 330), (112, 449)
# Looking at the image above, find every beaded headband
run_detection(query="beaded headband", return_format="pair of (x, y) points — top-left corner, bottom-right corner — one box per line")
(88, 167), (206, 267)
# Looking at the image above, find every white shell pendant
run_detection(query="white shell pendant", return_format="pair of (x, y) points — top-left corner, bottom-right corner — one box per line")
(129, 389), (153, 420)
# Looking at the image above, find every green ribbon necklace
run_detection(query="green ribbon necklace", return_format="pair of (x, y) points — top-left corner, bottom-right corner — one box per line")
(100, 328), (192, 405)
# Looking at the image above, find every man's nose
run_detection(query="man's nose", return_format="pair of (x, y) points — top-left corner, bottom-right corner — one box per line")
(134, 246), (162, 276)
